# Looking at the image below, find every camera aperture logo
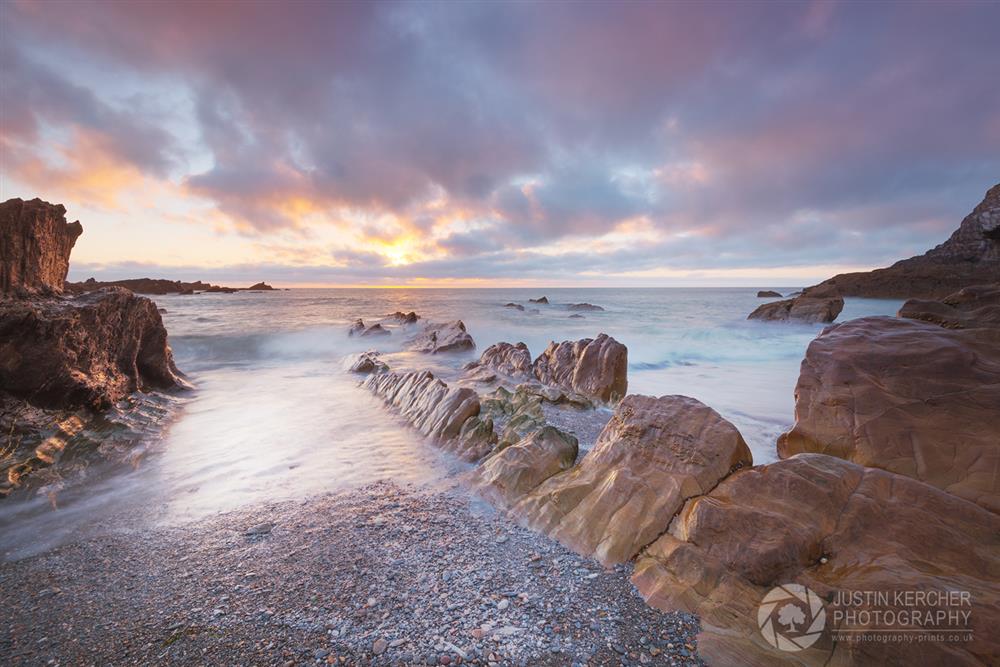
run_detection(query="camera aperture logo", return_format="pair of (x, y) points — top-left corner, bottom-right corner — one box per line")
(758, 584), (826, 651)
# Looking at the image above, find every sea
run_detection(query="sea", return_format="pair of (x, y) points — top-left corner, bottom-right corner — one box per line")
(0, 288), (901, 559)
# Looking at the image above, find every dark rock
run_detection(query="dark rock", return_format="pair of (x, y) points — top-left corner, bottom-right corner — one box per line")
(756, 290), (781, 298)
(348, 319), (366, 337)
(529, 297), (549, 304)
(407, 320), (475, 354)
(360, 323), (391, 337)
(247, 282), (274, 290)
(747, 287), (843, 323)
(568, 314), (584, 319)
(897, 283), (1000, 329)
(349, 351), (388, 375)
(384, 311), (420, 324)
(504, 303), (525, 311)
(567, 303), (604, 312)
(1, 198), (81, 296)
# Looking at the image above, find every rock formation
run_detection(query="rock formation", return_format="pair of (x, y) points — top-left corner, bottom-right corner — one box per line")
(465, 342), (534, 382)
(756, 290), (782, 298)
(66, 278), (240, 294)
(471, 427), (578, 507)
(509, 395), (752, 566)
(248, 282), (274, 290)
(406, 320), (475, 354)
(1, 198), (82, 296)
(349, 351), (388, 375)
(897, 283), (1000, 329)
(529, 296), (548, 304)
(631, 454), (1000, 666)
(531, 334), (627, 403)
(778, 292), (1000, 513)
(747, 285), (844, 323)
(812, 182), (1000, 298)
(360, 323), (390, 337)
(567, 303), (604, 311)
(362, 370), (496, 461)
(384, 311), (419, 324)
(0, 288), (183, 410)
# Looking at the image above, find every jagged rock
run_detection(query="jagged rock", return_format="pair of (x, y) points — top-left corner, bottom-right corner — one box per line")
(509, 395), (752, 566)
(897, 283), (1000, 329)
(247, 282), (274, 290)
(204, 285), (238, 293)
(756, 290), (782, 298)
(529, 296), (548, 304)
(503, 302), (525, 311)
(632, 454), (1000, 666)
(747, 286), (844, 323)
(812, 183), (1000, 298)
(470, 427), (578, 507)
(406, 320), (475, 354)
(778, 312), (1000, 513)
(567, 303), (604, 311)
(0, 287), (183, 410)
(384, 311), (420, 324)
(467, 342), (533, 381)
(1, 198), (82, 296)
(531, 334), (627, 403)
(362, 370), (495, 461)
(349, 351), (388, 375)
(348, 319), (366, 337)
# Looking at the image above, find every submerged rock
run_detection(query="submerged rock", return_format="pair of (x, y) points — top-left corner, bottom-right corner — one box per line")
(531, 334), (627, 403)
(384, 310), (420, 325)
(756, 290), (782, 298)
(1, 198), (82, 296)
(529, 296), (549, 304)
(778, 310), (1000, 513)
(348, 319), (366, 337)
(510, 395), (751, 565)
(567, 302), (604, 311)
(360, 323), (391, 337)
(503, 302), (525, 311)
(406, 320), (475, 354)
(632, 454), (1000, 666)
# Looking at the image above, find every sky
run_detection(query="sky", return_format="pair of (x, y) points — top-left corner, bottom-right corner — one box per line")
(1, 1), (999, 288)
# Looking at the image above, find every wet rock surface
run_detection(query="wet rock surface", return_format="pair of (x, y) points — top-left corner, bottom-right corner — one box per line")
(1, 198), (81, 296)
(407, 321), (476, 354)
(0, 483), (703, 666)
(778, 308), (1000, 512)
(632, 454), (1000, 666)
(747, 286), (844, 323)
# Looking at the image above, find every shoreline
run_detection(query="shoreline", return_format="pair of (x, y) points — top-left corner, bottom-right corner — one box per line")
(0, 481), (702, 667)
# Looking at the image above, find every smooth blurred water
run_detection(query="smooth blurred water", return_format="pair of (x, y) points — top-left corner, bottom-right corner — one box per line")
(0, 288), (901, 559)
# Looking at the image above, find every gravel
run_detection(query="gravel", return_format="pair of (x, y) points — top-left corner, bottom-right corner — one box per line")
(0, 481), (702, 666)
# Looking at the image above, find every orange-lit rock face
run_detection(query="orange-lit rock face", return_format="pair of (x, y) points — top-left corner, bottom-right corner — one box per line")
(0, 198), (82, 296)
(531, 334), (628, 403)
(510, 394), (752, 566)
(778, 311), (1000, 513)
(632, 454), (1000, 666)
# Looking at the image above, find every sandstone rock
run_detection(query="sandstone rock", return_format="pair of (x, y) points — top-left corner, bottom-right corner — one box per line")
(363, 370), (494, 461)
(469, 342), (533, 380)
(530, 334), (627, 403)
(778, 314), (1000, 513)
(503, 302), (525, 311)
(632, 454), (1000, 666)
(529, 296), (549, 304)
(747, 290), (844, 323)
(756, 290), (782, 298)
(1, 198), (82, 296)
(348, 319), (366, 337)
(349, 351), (388, 375)
(812, 183), (1000, 298)
(247, 282), (274, 290)
(567, 303), (604, 311)
(0, 287), (183, 410)
(471, 427), (578, 507)
(407, 320), (475, 354)
(510, 395), (752, 565)
(898, 283), (1000, 329)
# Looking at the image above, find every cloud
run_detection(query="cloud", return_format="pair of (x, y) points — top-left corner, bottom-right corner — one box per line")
(4, 1), (1000, 284)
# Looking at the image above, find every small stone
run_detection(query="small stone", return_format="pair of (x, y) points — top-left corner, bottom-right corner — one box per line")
(439, 655), (452, 665)
(497, 599), (509, 611)
(372, 638), (388, 655)
(245, 522), (273, 536)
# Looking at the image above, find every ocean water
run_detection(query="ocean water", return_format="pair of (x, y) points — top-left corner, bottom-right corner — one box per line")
(0, 288), (901, 559)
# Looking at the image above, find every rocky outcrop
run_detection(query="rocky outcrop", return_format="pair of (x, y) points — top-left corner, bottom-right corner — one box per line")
(778, 302), (1000, 513)
(384, 311), (419, 325)
(0, 287), (183, 410)
(406, 320), (475, 354)
(465, 342), (534, 382)
(812, 183), (1000, 299)
(756, 290), (782, 298)
(1, 198), (82, 296)
(509, 395), (752, 566)
(349, 351), (388, 375)
(503, 302), (525, 311)
(362, 370), (496, 461)
(470, 427), (578, 506)
(248, 282), (274, 290)
(631, 454), (1000, 666)
(897, 283), (1000, 329)
(567, 303), (604, 311)
(531, 334), (627, 403)
(747, 285), (844, 323)
(66, 278), (246, 294)
(529, 296), (548, 304)
(360, 323), (390, 337)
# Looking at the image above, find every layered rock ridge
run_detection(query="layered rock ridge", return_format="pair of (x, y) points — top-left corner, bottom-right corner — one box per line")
(1, 198), (82, 296)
